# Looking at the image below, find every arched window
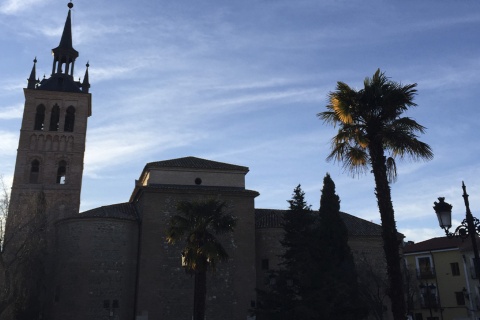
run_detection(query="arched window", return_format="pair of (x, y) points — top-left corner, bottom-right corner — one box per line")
(29, 159), (40, 183)
(49, 104), (60, 131)
(34, 105), (45, 131)
(56, 160), (67, 184)
(64, 106), (75, 132)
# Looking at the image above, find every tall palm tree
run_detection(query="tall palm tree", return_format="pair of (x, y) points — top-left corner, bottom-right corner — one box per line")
(166, 199), (236, 320)
(318, 69), (433, 320)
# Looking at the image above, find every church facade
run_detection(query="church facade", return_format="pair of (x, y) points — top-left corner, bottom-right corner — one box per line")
(3, 4), (391, 320)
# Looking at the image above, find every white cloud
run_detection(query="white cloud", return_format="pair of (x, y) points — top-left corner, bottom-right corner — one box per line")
(0, 0), (43, 15)
(0, 131), (18, 155)
(84, 125), (205, 177)
(0, 104), (23, 119)
(401, 227), (443, 243)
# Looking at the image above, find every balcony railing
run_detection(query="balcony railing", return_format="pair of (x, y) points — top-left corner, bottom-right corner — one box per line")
(416, 267), (436, 279)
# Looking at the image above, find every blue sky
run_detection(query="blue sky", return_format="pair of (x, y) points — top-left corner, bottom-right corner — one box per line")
(0, 0), (479, 242)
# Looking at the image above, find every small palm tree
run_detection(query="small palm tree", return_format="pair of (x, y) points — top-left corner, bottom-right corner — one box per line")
(166, 199), (236, 320)
(318, 69), (433, 320)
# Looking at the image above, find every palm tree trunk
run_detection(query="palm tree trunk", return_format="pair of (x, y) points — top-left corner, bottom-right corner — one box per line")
(193, 270), (207, 320)
(369, 145), (406, 320)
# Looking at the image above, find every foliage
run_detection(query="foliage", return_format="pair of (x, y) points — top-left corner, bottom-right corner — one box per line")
(312, 174), (367, 320)
(257, 179), (366, 319)
(255, 185), (312, 319)
(166, 198), (236, 320)
(318, 69), (433, 320)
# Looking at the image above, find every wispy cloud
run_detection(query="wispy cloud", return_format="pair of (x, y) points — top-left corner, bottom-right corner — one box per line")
(0, 0), (43, 15)
(0, 131), (19, 155)
(402, 227), (442, 243)
(0, 104), (23, 119)
(84, 124), (205, 177)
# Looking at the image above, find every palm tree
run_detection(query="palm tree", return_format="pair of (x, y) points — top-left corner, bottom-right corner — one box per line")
(318, 69), (433, 320)
(166, 199), (236, 320)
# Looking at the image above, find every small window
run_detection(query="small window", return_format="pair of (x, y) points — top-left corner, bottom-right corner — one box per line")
(34, 105), (45, 131)
(455, 291), (466, 305)
(451, 262), (460, 276)
(261, 259), (269, 270)
(29, 160), (40, 183)
(56, 160), (67, 184)
(49, 104), (60, 131)
(417, 256), (434, 278)
(103, 300), (110, 309)
(64, 106), (75, 132)
(112, 300), (119, 308)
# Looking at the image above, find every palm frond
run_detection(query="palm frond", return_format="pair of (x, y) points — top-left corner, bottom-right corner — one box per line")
(166, 198), (236, 273)
(320, 69), (432, 180)
(382, 118), (433, 161)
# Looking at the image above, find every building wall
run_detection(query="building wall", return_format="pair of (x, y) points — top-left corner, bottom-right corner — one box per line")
(133, 187), (257, 320)
(255, 226), (284, 291)
(405, 248), (475, 320)
(53, 218), (138, 320)
(145, 169), (246, 188)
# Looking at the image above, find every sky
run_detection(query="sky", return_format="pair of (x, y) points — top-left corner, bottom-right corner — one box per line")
(0, 0), (479, 243)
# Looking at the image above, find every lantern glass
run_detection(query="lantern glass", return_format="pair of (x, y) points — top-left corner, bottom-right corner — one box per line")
(436, 210), (452, 230)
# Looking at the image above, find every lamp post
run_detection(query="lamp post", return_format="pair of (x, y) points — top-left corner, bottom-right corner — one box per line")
(433, 182), (480, 282)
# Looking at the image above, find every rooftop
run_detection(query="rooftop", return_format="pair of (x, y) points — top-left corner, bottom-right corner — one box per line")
(255, 209), (384, 236)
(145, 156), (249, 172)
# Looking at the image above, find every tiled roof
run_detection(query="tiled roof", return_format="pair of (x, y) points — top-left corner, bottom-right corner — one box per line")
(146, 157), (248, 172)
(403, 236), (468, 254)
(255, 209), (384, 236)
(78, 202), (138, 221)
(255, 209), (284, 229)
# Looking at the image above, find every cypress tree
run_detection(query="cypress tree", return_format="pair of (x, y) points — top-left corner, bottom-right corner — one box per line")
(310, 173), (367, 319)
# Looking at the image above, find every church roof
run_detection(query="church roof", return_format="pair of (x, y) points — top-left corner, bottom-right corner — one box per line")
(255, 209), (383, 236)
(78, 202), (138, 221)
(146, 156), (249, 172)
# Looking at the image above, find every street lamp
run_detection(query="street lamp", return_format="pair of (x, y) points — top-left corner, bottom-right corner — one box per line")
(433, 182), (480, 281)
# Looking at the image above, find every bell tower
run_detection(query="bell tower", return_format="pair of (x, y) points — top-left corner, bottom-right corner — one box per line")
(7, 2), (91, 233)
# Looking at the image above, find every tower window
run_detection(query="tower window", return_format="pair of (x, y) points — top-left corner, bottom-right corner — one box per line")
(34, 105), (45, 131)
(49, 104), (60, 131)
(64, 106), (75, 132)
(29, 159), (40, 183)
(56, 160), (67, 184)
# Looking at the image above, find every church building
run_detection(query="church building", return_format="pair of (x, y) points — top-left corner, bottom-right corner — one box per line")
(3, 4), (390, 320)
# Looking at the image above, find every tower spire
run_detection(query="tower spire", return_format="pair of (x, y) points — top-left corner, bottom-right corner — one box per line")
(35, 2), (89, 93)
(51, 2), (78, 77)
(27, 57), (38, 89)
(82, 62), (90, 93)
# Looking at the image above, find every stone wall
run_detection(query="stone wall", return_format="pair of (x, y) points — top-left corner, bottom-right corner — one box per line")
(133, 186), (257, 320)
(53, 218), (138, 320)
